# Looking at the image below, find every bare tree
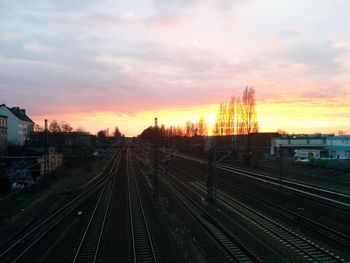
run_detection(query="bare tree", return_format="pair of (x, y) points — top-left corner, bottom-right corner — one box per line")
(236, 96), (244, 135)
(191, 122), (197, 136)
(213, 121), (220, 136)
(97, 130), (106, 137)
(49, 120), (61, 132)
(34, 124), (44, 132)
(185, 121), (192, 137)
(61, 121), (73, 132)
(75, 127), (85, 132)
(197, 116), (208, 136)
(238, 87), (259, 163)
(239, 87), (258, 135)
(220, 103), (228, 135)
(113, 127), (122, 137)
(213, 103), (228, 136)
(227, 96), (236, 135)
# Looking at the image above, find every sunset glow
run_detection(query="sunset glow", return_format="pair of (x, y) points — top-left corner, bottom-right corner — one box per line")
(29, 96), (350, 136)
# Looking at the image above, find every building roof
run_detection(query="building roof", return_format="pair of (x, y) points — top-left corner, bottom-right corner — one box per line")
(279, 133), (333, 139)
(0, 104), (34, 123)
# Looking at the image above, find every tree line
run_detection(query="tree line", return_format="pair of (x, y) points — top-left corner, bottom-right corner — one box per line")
(140, 87), (259, 139)
(35, 120), (124, 139)
(34, 120), (85, 133)
(140, 115), (209, 139)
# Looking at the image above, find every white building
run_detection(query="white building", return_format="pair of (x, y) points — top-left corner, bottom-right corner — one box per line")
(270, 134), (331, 156)
(0, 115), (7, 154)
(326, 136), (350, 159)
(0, 104), (34, 146)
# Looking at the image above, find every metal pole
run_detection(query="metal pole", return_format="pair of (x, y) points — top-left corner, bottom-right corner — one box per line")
(279, 145), (283, 201)
(153, 117), (158, 199)
(207, 148), (217, 204)
(45, 119), (49, 175)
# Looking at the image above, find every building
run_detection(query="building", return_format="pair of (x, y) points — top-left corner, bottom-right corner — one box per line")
(28, 131), (94, 147)
(0, 115), (7, 154)
(271, 134), (332, 156)
(326, 136), (350, 159)
(0, 104), (34, 146)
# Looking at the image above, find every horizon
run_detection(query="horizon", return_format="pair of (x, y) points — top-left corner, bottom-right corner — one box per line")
(1, 1), (350, 136)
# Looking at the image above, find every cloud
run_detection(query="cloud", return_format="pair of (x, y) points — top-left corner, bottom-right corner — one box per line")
(277, 30), (301, 39)
(1, 0), (350, 135)
(146, 0), (248, 27)
(282, 41), (345, 75)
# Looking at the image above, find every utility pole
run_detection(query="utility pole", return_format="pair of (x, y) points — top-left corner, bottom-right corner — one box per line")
(207, 147), (217, 204)
(279, 145), (283, 201)
(153, 117), (158, 199)
(44, 119), (49, 176)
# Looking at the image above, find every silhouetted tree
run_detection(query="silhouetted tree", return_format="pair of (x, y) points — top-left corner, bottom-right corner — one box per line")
(238, 87), (259, 164)
(227, 96), (236, 135)
(49, 120), (61, 132)
(61, 121), (73, 132)
(213, 102), (229, 136)
(75, 127), (85, 132)
(34, 124), (44, 132)
(197, 116), (208, 136)
(239, 87), (258, 135)
(185, 121), (192, 137)
(113, 127), (122, 137)
(97, 130), (106, 144)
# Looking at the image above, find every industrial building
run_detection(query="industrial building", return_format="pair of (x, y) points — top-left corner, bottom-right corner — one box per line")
(270, 134), (331, 156)
(326, 136), (350, 159)
(271, 134), (350, 160)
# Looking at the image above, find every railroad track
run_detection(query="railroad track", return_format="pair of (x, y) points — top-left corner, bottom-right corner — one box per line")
(172, 161), (350, 251)
(167, 152), (350, 210)
(0, 150), (121, 263)
(165, 162), (349, 262)
(70, 152), (122, 263)
(137, 157), (263, 263)
(218, 163), (350, 210)
(127, 148), (158, 263)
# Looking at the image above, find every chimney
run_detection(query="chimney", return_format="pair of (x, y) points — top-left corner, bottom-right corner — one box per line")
(20, 109), (26, 115)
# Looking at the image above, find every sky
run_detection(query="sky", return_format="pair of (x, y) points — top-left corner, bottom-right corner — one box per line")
(0, 0), (349, 136)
